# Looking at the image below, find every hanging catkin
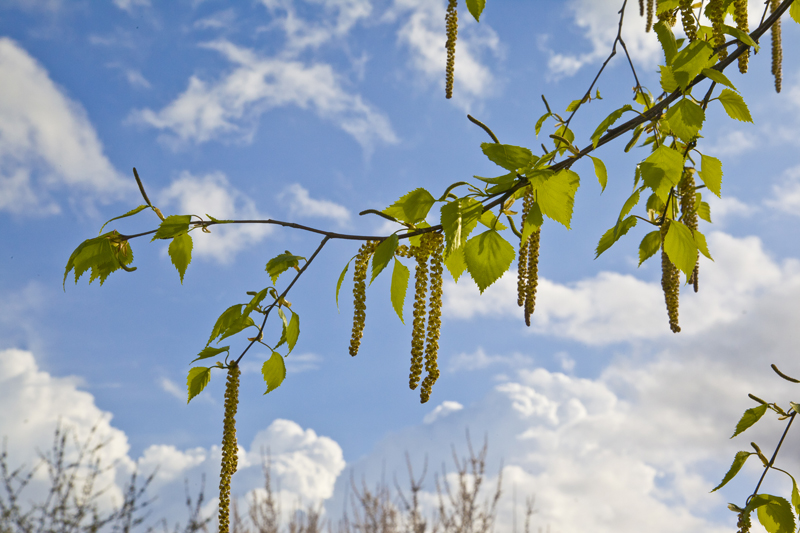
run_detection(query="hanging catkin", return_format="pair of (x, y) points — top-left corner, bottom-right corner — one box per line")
(733, 0), (749, 73)
(445, 0), (458, 99)
(771, 0), (782, 93)
(679, 170), (700, 292)
(420, 234), (444, 404)
(219, 363), (240, 533)
(409, 237), (431, 390)
(517, 189), (540, 327)
(679, 0), (697, 41)
(707, 0), (728, 60)
(661, 222), (681, 333)
(646, 0), (655, 32)
(349, 241), (377, 357)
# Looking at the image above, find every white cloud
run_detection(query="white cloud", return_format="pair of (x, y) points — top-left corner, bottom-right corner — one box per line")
(764, 165), (800, 215)
(158, 376), (186, 401)
(158, 171), (273, 263)
(113, 0), (150, 13)
(545, 0), (660, 79)
(448, 347), (533, 372)
(131, 39), (397, 152)
(388, 0), (500, 107)
(443, 232), (795, 344)
(423, 400), (463, 424)
(704, 130), (757, 157)
(706, 195), (756, 226)
(194, 8), (237, 30)
(286, 352), (323, 373)
(279, 183), (351, 227)
(0, 38), (130, 215)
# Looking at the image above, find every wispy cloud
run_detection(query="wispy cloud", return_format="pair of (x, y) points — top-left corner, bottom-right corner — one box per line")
(279, 184), (351, 227)
(113, 0), (150, 14)
(764, 164), (800, 216)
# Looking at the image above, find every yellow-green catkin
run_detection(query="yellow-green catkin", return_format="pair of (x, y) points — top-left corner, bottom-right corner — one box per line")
(445, 0), (458, 99)
(661, 222), (681, 333)
(409, 236), (432, 390)
(680, 0), (697, 41)
(737, 510), (752, 533)
(219, 363), (240, 533)
(771, 0), (782, 93)
(525, 228), (541, 327)
(707, 0), (728, 60)
(517, 192), (531, 308)
(349, 241), (377, 357)
(420, 234), (444, 404)
(646, 0), (655, 32)
(734, 0), (749, 73)
(679, 169), (700, 292)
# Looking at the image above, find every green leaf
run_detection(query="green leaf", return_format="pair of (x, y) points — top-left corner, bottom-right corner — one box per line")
(99, 205), (148, 234)
(390, 258), (410, 323)
(595, 216), (637, 258)
(792, 402), (800, 415)
(262, 352), (286, 394)
(664, 220), (698, 277)
(792, 1), (800, 24)
(697, 201), (712, 223)
(370, 235), (399, 284)
(444, 246), (468, 282)
(266, 252), (306, 284)
(481, 143), (534, 171)
(589, 156), (608, 192)
(654, 20), (678, 65)
(152, 215), (192, 241)
(242, 288), (269, 318)
(286, 312), (300, 352)
(187, 367), (211, 404)
(465, 0), (485, 21)
(692, 229), (713, 260)
(553, 126), (575, 156)
(590, 105), (634, 148)
(660, 65), (679, 94)
(699, 154), (723, 197)
(191, 346), (229, 364)
(701, 68), (737, 90)
(535, 112), (551, 136)
(207, 304), (255, 346)
(639, 231), (662, 266)
(335, 259), (352, 311)
(792, 476), (800, 517)
(529, 169), (580, 229)
(665, 98), (705, 142)
(169, 233), (193, 284)
(474, 172), (516, 185)
(464, 229), (515, 293)
(711, 451), (752, 492)
(521, 200), (544, 243)
(383, 188), (436, 224)
(478, 210), (507, 230)
(671, 40), (714, 89)
(640, 145), (685, 201)
(440, 198), (483, 255)
(718, 89), (753, 122)
(722, 24), (759, 51)
(566, 98), (583, 112)
(732, 404), (768, 438)
(756, 495), (796, 533)
(657, 0), (679, 13)
(619, 187), (643, 220)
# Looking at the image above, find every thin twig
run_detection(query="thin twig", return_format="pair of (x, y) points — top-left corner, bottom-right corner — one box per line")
(746, 412), (796, 505)
(467, 115), (500, 143)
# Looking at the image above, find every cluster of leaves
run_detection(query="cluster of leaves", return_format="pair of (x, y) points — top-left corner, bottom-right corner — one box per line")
(712, 365), (800, 533)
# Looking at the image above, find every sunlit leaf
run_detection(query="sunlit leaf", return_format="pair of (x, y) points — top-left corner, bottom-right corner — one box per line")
(529, 169), (580, 229)
(699, 154), (723, 197)
(262, 352), (286, 394)
(619, 187), (643, 219)
(639, 230), (662, 266)
(755, 495), (795, 533)
(701, 68), (737, 90)
(792, 1), (800, 24)
(664, 220), (698, 277)
(692, 229), (713, 260)
(671, 40), (714, 89)
(591, 105), (634, 148)
(640, 145), (685, 201)
(535, 112), (551, 136)
(665, 98), (705, 142)
(718, 89), (753, 122)
(660, 65), (679, 94)
(266, 252), (306, 284)
(731, 404), (768, 438)
(697, 201), (712, 223)
(521, 201), (544, 243)
(722, 24), (759, 51)
(711, 451), (752, 492)
(383, 189), (436, 224)
(169, 232), (193, 284)
(187, 367), (211, 404)
(595, 216), (637, 258)
(444, 246), (468, 283)
(589, 156), (608, 192)
(99, 205), (148, 234)
(191, 346), (229, 364)
(335, 259), (352, 311)
(371, 235), (399, 284)
(207, 304), (255, 346)
(481, 143), (534, 171)
(466, 0), (485, 21)
(242, 288), (269, 318)
(390, 258), (410, 323)
(286, 312), (300, 352)
(152, 215), (192, 241)
(654, 20), (678, 65)
(464, 230), (515, 293)
(441, 198), (483, 255)
(478, 210), (507, 230)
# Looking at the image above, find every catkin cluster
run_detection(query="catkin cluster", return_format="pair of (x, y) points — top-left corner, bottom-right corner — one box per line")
(736, 510), (751, 533)
(219, 363), (240, 533)
(349, 241), (378, 357)
(657, 6), (677, 26)
(679, 169), (700, 292)
(734, 0), (749, 73)
(706, 0), (728, 60)
(771, 0), (782, 93)
(517, 189), (541, 327)
(645, 0), (654, 32)
(679, 0), (697, 41)
(445, 0), (458, 99)
(660, 222), (681, 333)
(408, 233), (444, 403)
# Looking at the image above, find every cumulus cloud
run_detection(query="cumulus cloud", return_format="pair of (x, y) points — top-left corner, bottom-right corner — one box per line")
(423, 400), (463, 424)
(764, 164), (800, 216)
(158, 171), (273, 262)
(444, 232), (794, 344)
(0, 38), (130, 215)
(388, 0), (500, 107)
(131, 39), (397, 152)
(279, 183), (351, 227)
(704, 130), (757, 157)
(706, 195), (757, 226)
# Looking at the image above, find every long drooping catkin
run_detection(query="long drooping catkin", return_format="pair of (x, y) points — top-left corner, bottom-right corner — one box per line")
(420, 234), (444, 404)
(679, 170), (700, 292)
(771, 0), (782, 93)
(219, 363), (240, 533)
(680, 0), (697, 41)
(349, 241), (377, 357)
(409, 237), (431, 390)
(646, 0), (654, 32)
(445, 0), (458, 99)
(524, 228), (541, 327)
(517, 192), (532, 308)
(734, 0), (749, 73)
(661, 222), (681, 333)
(707, 0), (728, 60)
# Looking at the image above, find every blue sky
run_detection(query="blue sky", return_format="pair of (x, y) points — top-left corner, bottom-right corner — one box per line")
(1, 0), (800, 531)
